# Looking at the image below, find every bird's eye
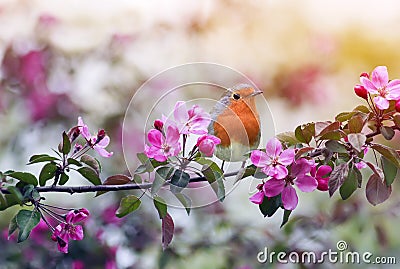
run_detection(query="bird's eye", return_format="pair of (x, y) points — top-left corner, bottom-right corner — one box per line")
(232, 93), (240, 100)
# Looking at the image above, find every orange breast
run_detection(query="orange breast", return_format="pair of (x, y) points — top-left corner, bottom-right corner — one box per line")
(213, 99), (260, 147)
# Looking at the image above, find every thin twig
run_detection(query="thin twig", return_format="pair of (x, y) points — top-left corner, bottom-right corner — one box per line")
(0, 170), (241, 195)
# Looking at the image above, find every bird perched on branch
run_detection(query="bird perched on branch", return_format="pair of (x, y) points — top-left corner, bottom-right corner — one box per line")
(208, 84), (263, 166)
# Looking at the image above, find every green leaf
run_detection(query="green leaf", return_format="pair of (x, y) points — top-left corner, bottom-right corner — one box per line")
(151, 167), (174, 196)
(135, 164), (149, 174)
(9, 172), (38, 186)
(380, 126), (395, 140)
(295, 125), (306, 143)
(0, 194), (20, 211)
(15, 209), (40, 242)
(28, 154), (59, 164)
(381, 156), (397, 186)
(77, 167), (101, 185)
(116, 195), (141, 218)
(153, 196), (167, 219)
(67, 158), (82, 167)
(353, 105), (370, 114)
(96, 174), (131, 197)
(174, 193), (191, 215)
(80, 154), (100, 174)
(240, 165), (257, 179)
(339, 167), (360, 200)
(280, 210), (292, 228)
(137, 152), (149, 164)
(325, 140), (348, 153)
(59, 131), (71, 155)
(276, 132), (300, 146)
(7, 186), (24, 204)
(335, 111), (356, 122)
(294, 122), (315, 144)
(319, 131), (343, 141)
(162, 213), (174, 250)
(59, 173), (69, 185)
(348, 115), (364, 133)
(132, 174), (142, 184)
(39, 163), (58, 186)
(366, 174), (392, 206)
(196, 158), (225, 201)
(259, 195), (282, 217)
(328, 163), (349, 197)
(8, 215), (17, 239)
(371, 143), (400, 168)
(170, 170), (190, 194)
(347, 133), (366, 152)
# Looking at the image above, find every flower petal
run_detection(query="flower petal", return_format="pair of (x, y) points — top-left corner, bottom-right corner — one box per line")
(373, 96), (389, 110)
(386, 79), (400, 91)
(165, 125), (180, 145)
(269, 164), (288, 179)
(371, 66), (388, 89)
(295, 175), (318, 192)
(249, 191), (265, 204)
(70, 225), (84, 241)
(173, 101), (189, 123)
(250, 150), (269, 168)
(263, 178), (285, 197)
(265, 138), (282, 158)
(291, 158), (311, 177)
(94, 146), (113, 158)
(386, 87), (400, 100)
(147, 129), (163, 146)
(281, 185), (298, 210)
(315, 165), (332, 179)
(360, 77), (378, 93)
(96, 135), (110, 148)
(279, 149), (295, 166)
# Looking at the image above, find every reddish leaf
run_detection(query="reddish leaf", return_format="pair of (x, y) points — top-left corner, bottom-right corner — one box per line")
(348, 115), (364, 133)
(162, 213), (174, 250)
(365, 162), (384, 179)
(317, 121), (340, 137)
(96, 174), (131, 197)
(295, 147), (315, 159)
(328, 163), (349, 197)
(371, 144), (400, 168)
(366, 174), (392, 206)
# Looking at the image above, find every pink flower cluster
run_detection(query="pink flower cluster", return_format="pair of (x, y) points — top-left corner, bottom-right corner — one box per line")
(144, 101), (220, 161)
(51, 208), (89, 253)
(354, 66), (400, 110)
(77, 117), (113, 158)
(249, 138), (331, 210)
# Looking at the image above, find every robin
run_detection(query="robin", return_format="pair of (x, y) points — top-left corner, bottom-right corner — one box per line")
(208, 84), (263, 167)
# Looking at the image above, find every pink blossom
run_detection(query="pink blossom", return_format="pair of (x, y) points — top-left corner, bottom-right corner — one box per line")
(355, 161), (367, 170)
(250, 138), (295, 179)
(263, 158), (318, 210)
(51, 209), (90, 253)
(360, 66), (400, 110)
(144, 124), (181, 162)
(249, 191), (265, 204)
(173, 101), (211, 135)
(310, 165), (332, 191)
(196, 134), (221, 156)
(77, 117), (113, 158)
(72, 260), (85, 269)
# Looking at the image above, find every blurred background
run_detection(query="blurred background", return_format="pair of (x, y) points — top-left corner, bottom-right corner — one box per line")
(1, 0), (400, 268)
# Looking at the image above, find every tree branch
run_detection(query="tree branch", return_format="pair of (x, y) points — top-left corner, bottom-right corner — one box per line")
(0, 171), (241, 195)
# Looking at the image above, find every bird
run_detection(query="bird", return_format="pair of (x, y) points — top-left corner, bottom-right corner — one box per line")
(208, 84), (263, 167)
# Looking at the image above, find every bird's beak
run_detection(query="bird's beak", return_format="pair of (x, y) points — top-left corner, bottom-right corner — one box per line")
(250, 89), (263, 97)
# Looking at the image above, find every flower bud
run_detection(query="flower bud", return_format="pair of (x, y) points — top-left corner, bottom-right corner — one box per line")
(96, 129), (106, 143)
(360, 72), (369, 79)
(395, 100), (400, 113)
(154, 119), (163, 132)
(354, 84), (368, 100)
